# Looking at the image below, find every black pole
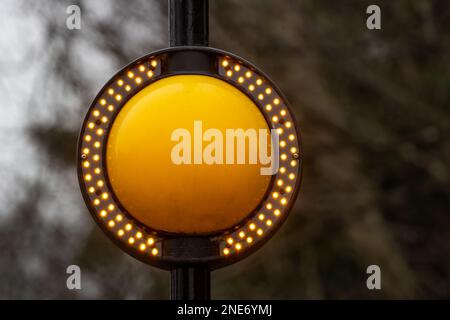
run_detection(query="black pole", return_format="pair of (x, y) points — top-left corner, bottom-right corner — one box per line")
(167, 0), (212, 300)
(171, 266), (211, 300)
(169, 0), (209, 47)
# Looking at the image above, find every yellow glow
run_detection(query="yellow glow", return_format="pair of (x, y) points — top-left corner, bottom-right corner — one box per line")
(274, 98), (280, 105)
(108, 204), (114, 211)
(147, 238), (155, 245)
(257, 229), (263, 236)
(107, 75), (271, 234)
(289, 134), (295, 141)
(151, 60), (157, 67)
(151, 248), (158, 255)
(118, 80), (124, 86)
(108, 105), (114, 111)
(139, 243), (146, 251)
(93, 110), (100, 117)
(116, 214), (123, 221)
(223, 248), (230, 255)
(136, 232), (142, 239)
(139, 65), (145, 72)
(226, 70), (233, 77)
(265, 88), (272, 94)
(85, 135), (92, 142)
(221, 60), (228, 67)
(118, 229), (124, 236)
(85, 174), (92, 181)
(108, 220), (115, 227)
(280, 110), (286, 116)
(266, 220), (272, 226)
(147, 71), (154, 78)
(238, 77), (244, 83)
(97, 180), (104, 187)
(94, 167), (100, 174)
(235, 243), (242, 250)
(258, 214), (265, 220)
(128, 71), (134, 78)
(249, 223), (256, 230)
(246, 237), (253, 243)
(227, 237), (234, 245)
(108, 89), (114, 95)
(125, 223), (132, 231)
(100, 99), (106, 106)
(234, 65), (240, 71)
(128, 237), (135, 244)
(281, 198), (287, 205)
(239, 231), (245, 238)
(256, 79), (262, 85)
(274, 209), (281, 216)
(135, 77), (142, 84)
(100, 210), (107, 217)
(265, 104), (272, 111)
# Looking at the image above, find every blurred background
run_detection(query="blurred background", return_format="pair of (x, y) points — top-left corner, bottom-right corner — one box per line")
(0, 0), (449, 299)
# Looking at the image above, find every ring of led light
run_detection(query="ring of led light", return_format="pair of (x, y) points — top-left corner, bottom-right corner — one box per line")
(78, 47), (302, 269)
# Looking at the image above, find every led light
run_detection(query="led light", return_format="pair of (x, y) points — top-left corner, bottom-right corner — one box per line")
(265, 104), (272, 111)
(88, 187), (95, 193)
(277, 179), (283, 186)
(274, 209), (281, 216)
(235, 243), (242, 250)
(97, 180), (104, 187)
(281, 154), (287, 160)
(139, 65), (145, 72)
(147, 70), (153, 78)
(93, 110), (100, 117)
(94, 141), (100, 148)
(135, 77), (142, 84)
(266, 203), (272, 210)
(125, 85), (131, 92)
(117, 80), (124, 86)
(151, 60), (157, 67)
(285, 121), (292, 128)
(88, 122), (95, 129)
(223, 248), (230, 255)
(115, 94), (122, 101)
(289, 134), (295, 141)
(93, 199), (100, 205)
(238, 77), (244, 83)
(136, 232), (142, 239)
(83, 161), (90, 168)
(85, 135), (92, 142)
(127, 71), (134, 78)
(249, 223), (256, 230)
(101, 192), (108, 200)
(83, 148), (90, 154)
(290, 147), (297, 153)
(108, 88), (114, 95)
(272, 192), (279, 199)
(108, 220), (115, 227)
(108, 105), (114, 111)
(100, 210), (107, 217)
(84, 174), (92, 181)
(286, 186), (292, 193)
(266, 220), (272, 226)
(280, 110), (287, 116)
(222, 60), (229, 67)
(245, 71), (251, 78)
(272, 116), (279, 122)
(258, 214), (265, 220)
(280, 141), (286, 147)
(234, 65), (240, 71)
(257, 229), (263, 236)
(265, 88), (272, 94)
(227, 237), (234, 245)
(125, 223), (132, 231)
(151, 248), (158, 255)
(249, 85), (255, 91)
(118, 229), (124, 236)
(289, 173), (295, 180)
(226, 70), (233, 77)
(139, 243), (146, 251)
(116, 214), (123, 221)
(291, 160), (297, 167)
(96, 128), (104, 136)
(100, 99), (106, 106)
(128, 237), (135, 244)
(258, 94), (264, 100)
(246, 237), (253, 243)
(281, 198), (287, 205)
(274, 98), (280, 105)
(280, 167), (286, 173)
(256, 79), (262, 85)
(277, 128), (283, 134)
(147, 238), (155, 246)
(239, 231), (245, 238)
(108, 204), (114, 211)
